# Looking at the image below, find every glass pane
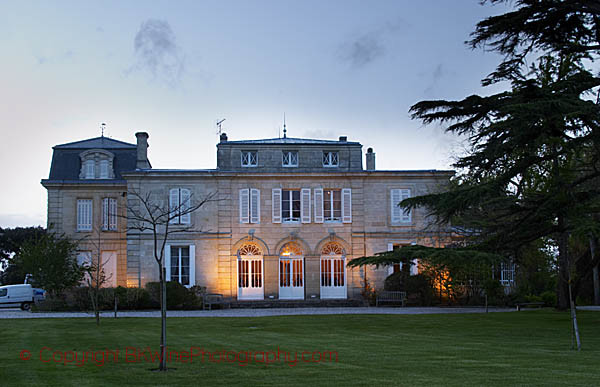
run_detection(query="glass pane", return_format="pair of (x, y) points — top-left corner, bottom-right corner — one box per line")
(170, 247), (179, 282)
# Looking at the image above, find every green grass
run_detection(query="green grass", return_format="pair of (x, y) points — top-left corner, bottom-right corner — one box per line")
(0, 310), (599, 386)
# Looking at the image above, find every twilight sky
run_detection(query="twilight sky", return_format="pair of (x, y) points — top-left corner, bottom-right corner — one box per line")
(0, 1), (511, 228)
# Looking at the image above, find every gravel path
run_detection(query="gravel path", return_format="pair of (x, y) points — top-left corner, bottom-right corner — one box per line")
(0, 307), (516, 319)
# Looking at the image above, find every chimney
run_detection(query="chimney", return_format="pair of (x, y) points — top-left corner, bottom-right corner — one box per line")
(220, 132), (228, 142)
(135, 132), (151, 169)
(366, 147), (375, 171)
(339, 136), (347, 142)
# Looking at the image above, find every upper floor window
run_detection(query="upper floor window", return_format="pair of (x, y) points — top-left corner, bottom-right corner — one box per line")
(241, 151), (258, 167)
(323, 151), (338, 167)
(391, 189), (412, 224)
(282, 151), (298, 167)
(324, 189), (342, 221)
(282, 190), (301, 222)
(77, 199), (93, 231)
(169, 188), (191, 225)
(84, 160), (95, 179)
(102, 198), (117, 231)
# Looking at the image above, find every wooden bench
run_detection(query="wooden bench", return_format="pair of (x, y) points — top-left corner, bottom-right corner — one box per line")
(203, 293), (230, 310)
(516, 302), (544, 311)
(376, 291), (406, 307)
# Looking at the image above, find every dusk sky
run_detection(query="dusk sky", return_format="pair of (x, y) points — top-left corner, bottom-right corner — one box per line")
(0, 1), (511, 228)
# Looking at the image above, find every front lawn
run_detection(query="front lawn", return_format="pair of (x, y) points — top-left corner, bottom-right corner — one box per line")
(0, 310), (598, 386)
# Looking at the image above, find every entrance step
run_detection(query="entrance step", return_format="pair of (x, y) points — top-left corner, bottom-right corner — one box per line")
(228, 299), (366, 309)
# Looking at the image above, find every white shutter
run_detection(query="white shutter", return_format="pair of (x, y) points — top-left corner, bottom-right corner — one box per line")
(240, 189), (249, 223)
(401, 189), (412, 223)
(169, 189), (179, 224)
(387, 243), (394, 275)
(411, 259), (419, 276)
(314, 188), (324, 223)
(180, 189), (191, 224)
(342, 188), (352, 223)
(250, 188), (260, 223)
(109, 198), (117, 230)
(272, 188), (282, 223)
(165, 245), (171, 281)
(301, 188), (311, 223)
(102, 198), (109, 230)
(391, 189), (401, 224)
(189, 244), (196, 286)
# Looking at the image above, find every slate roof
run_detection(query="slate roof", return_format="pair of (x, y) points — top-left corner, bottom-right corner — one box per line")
(45, 136), (137, 182)
(53, 136), (136, 149)
(220, 137), (361, 145)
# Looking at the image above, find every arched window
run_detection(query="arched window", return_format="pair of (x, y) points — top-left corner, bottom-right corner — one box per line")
(238, 243), (262, 256)
(280, 242), (303, 256)
(321, 242), (344, 255)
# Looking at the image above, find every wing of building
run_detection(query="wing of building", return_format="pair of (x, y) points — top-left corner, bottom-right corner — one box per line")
(41, 131), (454, 303)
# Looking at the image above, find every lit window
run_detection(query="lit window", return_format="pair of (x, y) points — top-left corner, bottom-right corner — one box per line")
(241, 151), (258, 167)
(282, 151), (298, 167)
(323, 190), (341, 221)
(500, 262), (515, 285)
(323, 151), (338, 167)
(282, 190), (300, 222)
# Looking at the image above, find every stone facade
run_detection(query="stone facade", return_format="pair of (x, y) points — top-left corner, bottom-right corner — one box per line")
(43, 132), (453, 301)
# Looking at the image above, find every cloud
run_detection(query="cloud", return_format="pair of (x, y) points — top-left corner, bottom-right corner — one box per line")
(128, 19), (185, 86)
(338, 33), (385, 67)
(423, 63), (445, 96)
(302, 129), (337, 139)
(337, 20), (403, 68)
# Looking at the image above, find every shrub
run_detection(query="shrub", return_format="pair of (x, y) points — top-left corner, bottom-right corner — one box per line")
(525, 294), (543, 303)
(384, 272), (434, 306)
(540, 290), (556, 307)
(384, 272), (405, 291)
(145, 281), (202, 310)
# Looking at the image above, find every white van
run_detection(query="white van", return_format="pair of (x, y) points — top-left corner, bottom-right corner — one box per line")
(0, 284), (41, 311)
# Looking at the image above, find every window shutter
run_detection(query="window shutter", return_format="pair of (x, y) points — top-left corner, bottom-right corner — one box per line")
(109, 198), (117, 230)
(102, 198), (109, 230)
(411, 259), (419, 276)
(391, 189), (402, 224)
(314, 188), (324, 223)
(189, 244), (196, 286)
(401, 189), (411, 223)
(165, 245), (171, 281)
(250, 188), (260, 223)
(240, 189), (249, 223)
(169, 189), (180, 224)
(387, 243), (394, 275)
(301, 188), (311, 223)
(272, 188), (282, 223)
(342, 188), (352, 223)
(180, 189), (191, 224)
(77, 199), (92, 231)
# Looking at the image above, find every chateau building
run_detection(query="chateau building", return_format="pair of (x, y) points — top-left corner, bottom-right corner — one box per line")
(42, 131), (453, 302)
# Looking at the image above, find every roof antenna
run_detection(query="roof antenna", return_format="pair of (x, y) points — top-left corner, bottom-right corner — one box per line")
(101, 122), (106, 137)
(216, 118), (226, 138)
(283, 113), (287, 139)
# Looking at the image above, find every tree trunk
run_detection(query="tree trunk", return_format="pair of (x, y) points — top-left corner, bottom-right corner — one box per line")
(590, 236), (599, 306)
(159, 265), (167, 371)
(557, 227), (570, 310)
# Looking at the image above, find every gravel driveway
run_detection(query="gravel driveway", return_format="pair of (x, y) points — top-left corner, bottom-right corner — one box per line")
(0, 307), (516, 319)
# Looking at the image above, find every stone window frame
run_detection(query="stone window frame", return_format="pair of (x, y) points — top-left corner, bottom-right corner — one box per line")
(79, 149), (115, 179)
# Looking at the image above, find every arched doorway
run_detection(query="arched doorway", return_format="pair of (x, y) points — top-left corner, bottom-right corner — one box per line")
(320, 242), (346, 299)
(237, 243), (263, 300)
(279, 242), (304, 300)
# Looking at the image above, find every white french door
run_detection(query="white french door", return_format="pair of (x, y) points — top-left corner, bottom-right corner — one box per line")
(279, 257), (304, 300)
(320, 256), (346, 299)
(238, 257), (264, 300)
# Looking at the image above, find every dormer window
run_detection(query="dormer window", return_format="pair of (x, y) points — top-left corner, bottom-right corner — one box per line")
(84, 160), (95, 179)
(79, 149), (115, 179)
(241, 151), (258, 167)
(99, 160), (109, 179)
(323, 151), (338, 167)
(282, 151), (298, 167)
